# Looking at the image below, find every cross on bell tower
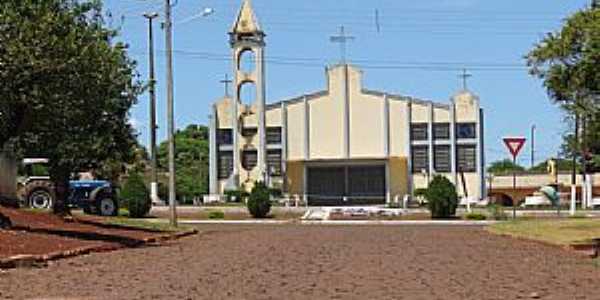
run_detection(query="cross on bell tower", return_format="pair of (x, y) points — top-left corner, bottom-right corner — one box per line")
(330, 26), (355, 64)
(458, 68), (472, 91)
(228, 0), (267, 187)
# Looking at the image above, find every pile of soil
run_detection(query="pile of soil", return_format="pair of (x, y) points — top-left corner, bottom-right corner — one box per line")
(0, 207), (171, 261)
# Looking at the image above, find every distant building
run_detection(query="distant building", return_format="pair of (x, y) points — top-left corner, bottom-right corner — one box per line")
(208, 0), (485, 205)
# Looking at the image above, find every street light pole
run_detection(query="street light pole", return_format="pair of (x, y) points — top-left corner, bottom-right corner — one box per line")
(143, 12), (159, 206)
(530, 125), (536, 168)
(164, 0), (177, 227)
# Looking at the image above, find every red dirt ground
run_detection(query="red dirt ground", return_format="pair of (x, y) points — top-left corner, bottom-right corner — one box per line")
(2, 224), (600, 299)
(0, 207), (169, 260)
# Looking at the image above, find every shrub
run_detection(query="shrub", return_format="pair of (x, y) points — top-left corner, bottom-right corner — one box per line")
(465, 213), (487, 221)
(425, 175), (458, 219)
(487, 204), (507, 220)
(247, 182), (272, 218)
(208, 210), (225, 219)
(120, 172), (151, 218)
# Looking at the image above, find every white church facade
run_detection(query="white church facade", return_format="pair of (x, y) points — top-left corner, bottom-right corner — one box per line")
(208, 0), (486, 205)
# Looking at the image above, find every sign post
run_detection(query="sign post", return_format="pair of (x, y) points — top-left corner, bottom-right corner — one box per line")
(503, 137), (527, 219)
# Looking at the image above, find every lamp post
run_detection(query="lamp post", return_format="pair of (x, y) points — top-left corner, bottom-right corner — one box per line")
(163, 1), (215, 226)
(143, 12), (159, 205)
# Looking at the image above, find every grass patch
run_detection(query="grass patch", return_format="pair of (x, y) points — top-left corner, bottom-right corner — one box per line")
(488, 218), (600, 246)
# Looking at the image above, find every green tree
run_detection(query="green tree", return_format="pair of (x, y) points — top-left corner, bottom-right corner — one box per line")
(425, 175), (458, 219)
(0, 0), (143, 215)
(530, 158), (581, 173)
(487, 159), (526, 174)
(526, 4), (600, 170)
(157, 125), (209, 203)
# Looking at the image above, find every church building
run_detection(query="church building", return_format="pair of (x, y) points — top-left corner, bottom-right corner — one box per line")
(208, 0), (486, 205)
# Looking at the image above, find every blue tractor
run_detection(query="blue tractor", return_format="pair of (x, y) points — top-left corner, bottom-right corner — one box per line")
(17, 159), (118, 216)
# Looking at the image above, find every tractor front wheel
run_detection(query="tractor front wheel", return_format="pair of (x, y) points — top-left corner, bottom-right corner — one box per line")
(97, 197), (118, 217)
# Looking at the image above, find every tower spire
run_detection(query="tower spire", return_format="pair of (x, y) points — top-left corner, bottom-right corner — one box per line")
(230, 0), (262, 34)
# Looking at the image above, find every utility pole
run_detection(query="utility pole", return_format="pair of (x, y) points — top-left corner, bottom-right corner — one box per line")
(530, 124), (536, 168)
(164, 0), (177, 226)
(144, 12), (160, 205)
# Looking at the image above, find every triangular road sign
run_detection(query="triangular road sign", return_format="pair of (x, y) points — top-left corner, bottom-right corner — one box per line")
(503, 137), (526, 158)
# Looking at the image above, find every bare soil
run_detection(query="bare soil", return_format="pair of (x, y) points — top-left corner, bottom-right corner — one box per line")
(0, 207), (172, 260)
(2, 224), (600, 299)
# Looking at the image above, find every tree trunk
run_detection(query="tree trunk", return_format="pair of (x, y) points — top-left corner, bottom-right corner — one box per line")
(0, 212), (11, 229)
(51, 172), (71, 216)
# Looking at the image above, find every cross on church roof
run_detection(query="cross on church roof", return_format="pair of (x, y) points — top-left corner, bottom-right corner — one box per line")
(220, 74), (232, 97)
(330, 26), (355, 64)
(458, 68), (472, 91)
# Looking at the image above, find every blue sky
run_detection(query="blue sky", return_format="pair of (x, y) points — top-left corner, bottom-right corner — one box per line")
(104, 0), (591, 167)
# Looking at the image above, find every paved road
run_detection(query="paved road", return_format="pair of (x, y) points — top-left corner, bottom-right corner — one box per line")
(1, 225), (599, 299)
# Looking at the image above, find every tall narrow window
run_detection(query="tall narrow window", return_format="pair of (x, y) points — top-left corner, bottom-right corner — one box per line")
(411, 145), (429, 173)
(242, 150), (258, 171)
(266, 127), (282, 144)
(267, 149), (282, 176)
(218, 151), (233, 179)
(434, 145), (451, 172)
(410, 123), (428, 141)
(457, 145), (477, 172)
(433, 123), (450, 140)
(217, 129), (233, 145)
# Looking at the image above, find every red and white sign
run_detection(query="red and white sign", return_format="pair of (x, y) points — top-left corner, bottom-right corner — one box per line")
(503, 137), (526, 158)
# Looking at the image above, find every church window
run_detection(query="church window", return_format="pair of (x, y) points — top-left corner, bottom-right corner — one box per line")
(456, 123), (476, 139)
(434, 145), (451, 173)
(217, 129), (233, 145)
(411, 145), (429, 173)
(410, 123), (428, 141)
(267, 149), (282, 176)
(218, 151), (233, 179)
(433, 123), (450, 140)
(242, 150), (258, 171)
(457, 145), (477, 172)
(267, 127), (282, 144)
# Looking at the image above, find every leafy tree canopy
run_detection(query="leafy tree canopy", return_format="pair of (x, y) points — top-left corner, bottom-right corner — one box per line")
(0, 0), (143, 213)
(487, 159), (526, 174)
(157, 125), (209, 203)
(527, 5), (600, 170)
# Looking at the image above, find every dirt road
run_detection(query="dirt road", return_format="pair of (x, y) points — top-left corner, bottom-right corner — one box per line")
(1, 225), (599, 299)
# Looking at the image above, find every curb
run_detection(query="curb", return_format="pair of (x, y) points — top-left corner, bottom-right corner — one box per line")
(0, 229), (197, 269)
(177, 219), (497, 226)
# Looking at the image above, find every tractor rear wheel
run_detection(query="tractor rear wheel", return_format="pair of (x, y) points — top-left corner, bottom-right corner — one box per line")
(24, 181), (55, 210)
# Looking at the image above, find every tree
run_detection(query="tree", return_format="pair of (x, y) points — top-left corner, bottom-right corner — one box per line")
(530, 158), (581, 173)
(157, 125), (209, 203)
(527, 4), (600, 170)
(487, 159), (526, 174)
(425, 175), (458, 219)
(0, 0), (143, 215)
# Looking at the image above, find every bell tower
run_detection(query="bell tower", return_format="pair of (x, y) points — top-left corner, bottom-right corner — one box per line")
(229, 0), (267, 187)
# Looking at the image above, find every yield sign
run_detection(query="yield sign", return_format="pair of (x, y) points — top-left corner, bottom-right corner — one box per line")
(503, 137), (526, 159)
